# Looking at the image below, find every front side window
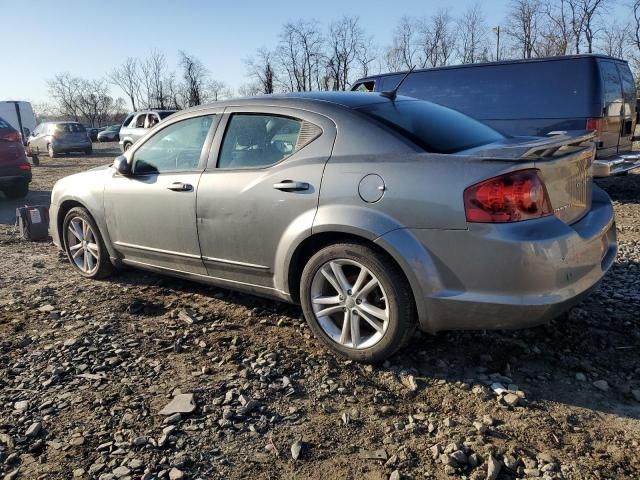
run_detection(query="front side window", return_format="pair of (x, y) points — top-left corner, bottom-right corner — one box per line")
(218, 114), (310, 169)
(133, 115), (214, 175)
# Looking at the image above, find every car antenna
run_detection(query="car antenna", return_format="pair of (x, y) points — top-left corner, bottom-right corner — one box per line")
(380, 66), (415, 101)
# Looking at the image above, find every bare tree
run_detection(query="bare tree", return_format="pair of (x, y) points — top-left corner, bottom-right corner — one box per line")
(145, 50), (168, 109)
(276, 20), (325, 92)
(581, 0), (610, 53)
(109, 58), (141, 111)
(356, 37), (378, 78)
(238, 83), (261, 97)
(246, 48), (276, 94)
(47, 73), (83, 121)
(458, 4), (489, 64)
(600, 20), (630, 58)
(206, 80), (232, 101)
(179, 51), (208, 107)
(505, 0), (543, 58)
(326, 16), (366, 90)
(385, 17), (422, 70)
(419, 9), (457, 67)
(542, 0), (572, 55)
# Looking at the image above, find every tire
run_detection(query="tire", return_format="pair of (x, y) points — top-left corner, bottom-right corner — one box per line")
(62, 207), (113, 279)
(47, 143), (57, 158)
(30, 154), (40, 166)
(300, 242), (417, 363)
(4, 181), (29, 199)
(85, 147), (93, 155)
(123, 142), (132, 152)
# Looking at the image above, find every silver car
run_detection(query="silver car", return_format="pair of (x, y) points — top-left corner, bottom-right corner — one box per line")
(49, 93), (617, 362)
(27, 122), (92, 158)
(119, 110), (176, 152)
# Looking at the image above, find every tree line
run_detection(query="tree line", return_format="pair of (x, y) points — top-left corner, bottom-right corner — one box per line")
(42, 0), (640, 124)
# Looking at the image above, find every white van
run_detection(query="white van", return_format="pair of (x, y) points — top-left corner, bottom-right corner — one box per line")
(0, 101), (36, 145)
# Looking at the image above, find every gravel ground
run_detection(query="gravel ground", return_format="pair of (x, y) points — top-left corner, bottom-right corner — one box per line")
(0, 143), (639, 480)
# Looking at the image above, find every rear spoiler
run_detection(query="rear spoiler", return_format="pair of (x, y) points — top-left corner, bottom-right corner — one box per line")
(475, 130), (595, 161)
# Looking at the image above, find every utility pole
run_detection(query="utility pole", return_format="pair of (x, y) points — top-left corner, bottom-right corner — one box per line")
(493, 26), (501, 61)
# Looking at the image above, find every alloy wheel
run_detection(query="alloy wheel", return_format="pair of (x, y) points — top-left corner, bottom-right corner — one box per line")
(66, 217), (100, 274)
(310, 259), (390, 350)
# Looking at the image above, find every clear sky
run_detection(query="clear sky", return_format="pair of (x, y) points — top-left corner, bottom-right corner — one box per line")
(0, 0), (628, 103)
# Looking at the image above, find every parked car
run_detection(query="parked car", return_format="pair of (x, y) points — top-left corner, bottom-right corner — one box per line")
(85, 126), (101, 142)
(119, 110), (176, 152)
(351, 54), (640, 177)
(0, 101), (36, 144)
(27, 122), (92, 158)
(0, 116), (31, 198)
(50, 93), (616, 362)
(97, 124), (121, 142)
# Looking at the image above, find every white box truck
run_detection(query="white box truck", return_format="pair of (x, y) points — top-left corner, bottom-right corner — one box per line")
(0, 101), (36, 145)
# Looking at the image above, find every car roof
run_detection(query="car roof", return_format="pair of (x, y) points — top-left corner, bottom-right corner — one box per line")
(190, 91), (407, 113)
(354, 53), (627, 82)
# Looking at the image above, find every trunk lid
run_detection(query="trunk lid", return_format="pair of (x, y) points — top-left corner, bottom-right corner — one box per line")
(469, 131), (595, 225)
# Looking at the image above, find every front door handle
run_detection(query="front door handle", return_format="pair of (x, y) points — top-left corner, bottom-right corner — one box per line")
(167, 182), (193, 192)
(273, 180), (310, 191)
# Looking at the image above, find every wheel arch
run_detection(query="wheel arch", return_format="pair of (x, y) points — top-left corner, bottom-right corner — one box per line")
(283, 227), (441, 333)
(57, 199), (119, 263)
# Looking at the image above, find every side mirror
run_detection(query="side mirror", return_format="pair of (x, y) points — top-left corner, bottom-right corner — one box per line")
(113, 155), (130, 175)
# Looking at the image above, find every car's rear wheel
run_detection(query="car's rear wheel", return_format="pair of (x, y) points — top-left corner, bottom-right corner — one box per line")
(3, 181), (29, 199)
(300, 242), (416, 363)
(47, 143), (57, 158)
(62, 207), (113, 279)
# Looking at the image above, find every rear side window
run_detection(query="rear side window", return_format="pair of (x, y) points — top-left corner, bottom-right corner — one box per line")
(389, 59), (596, 119)
(217, 114), (320, 169)
(358, 100), (504, 153)
(600, 61), (622, 104)
(158, 111), (176, 119)
(352, 81), (375, 92)
(617, 64), (636, 116)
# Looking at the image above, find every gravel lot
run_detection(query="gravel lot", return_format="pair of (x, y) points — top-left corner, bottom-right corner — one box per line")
(0, 142), (639, 480)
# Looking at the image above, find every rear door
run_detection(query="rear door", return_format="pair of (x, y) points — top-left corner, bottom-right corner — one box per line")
(196, 107), (336, 288)
(598, 60), (623, 157)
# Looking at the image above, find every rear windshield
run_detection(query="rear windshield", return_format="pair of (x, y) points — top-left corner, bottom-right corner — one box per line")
(158, 111), (175, 119)
(55, 123), (86, 133)
(383, 58), (598, 120)
(358, 100), (504, 153)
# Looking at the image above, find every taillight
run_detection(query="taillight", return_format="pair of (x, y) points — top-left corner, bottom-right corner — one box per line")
(585, 118), (602, 134)
(18, 164), (31, 170)
(0, 130), (22, 142)
(464, 169), (553, 223)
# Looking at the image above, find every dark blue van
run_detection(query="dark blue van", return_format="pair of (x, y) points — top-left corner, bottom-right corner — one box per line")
(352, 54), (640, 176)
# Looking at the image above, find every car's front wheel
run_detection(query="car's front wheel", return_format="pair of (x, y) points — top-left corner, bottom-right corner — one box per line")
(123, 142), (132, 152)
(300, 242), (416, 363)
(3, 181), (29, 199)
(62, 207), (113, 279)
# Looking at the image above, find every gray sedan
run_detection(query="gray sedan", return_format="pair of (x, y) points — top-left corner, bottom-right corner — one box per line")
(49, 93), (617, 362)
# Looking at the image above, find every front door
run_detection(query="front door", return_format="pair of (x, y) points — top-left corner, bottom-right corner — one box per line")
(196, 107), (336, 290)
(104, 113), (219, 274)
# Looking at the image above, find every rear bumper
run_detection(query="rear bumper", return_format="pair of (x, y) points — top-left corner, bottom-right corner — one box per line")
(593, 152), (640, 177)
(379, 185), (617, 332)
(52, 141), (91, 153)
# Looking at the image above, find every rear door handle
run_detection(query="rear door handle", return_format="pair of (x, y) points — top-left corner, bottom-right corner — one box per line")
(273, 180), (309, 191)
(167, 182), (192, 192)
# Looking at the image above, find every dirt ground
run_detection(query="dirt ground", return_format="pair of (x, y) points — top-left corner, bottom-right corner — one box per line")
(0, 142), (639, 480)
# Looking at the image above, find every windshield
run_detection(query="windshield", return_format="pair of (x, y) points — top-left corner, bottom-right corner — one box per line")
(357, 100), (504, 153)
